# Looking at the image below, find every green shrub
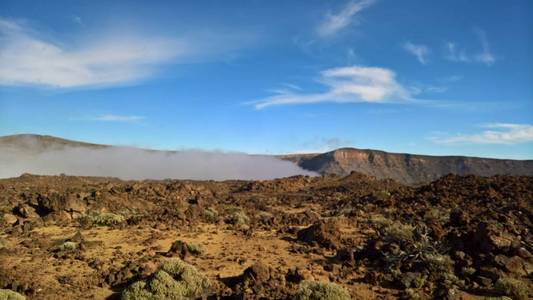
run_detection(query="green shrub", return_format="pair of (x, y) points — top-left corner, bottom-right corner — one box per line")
(370, 215), (393, 228)
(372, 190), (391, 201)
(494, 277), (528, 300)
(423, 254), (454, 274)
(257, 211), (273, 219)
(186, 243), (204, 256)
(58, 241), (78, 251)
(461, 266), (476, 276)
(0, 206), (12, 214)
(402, 288), (422, 300)
(203, 207), (218, 223)
(381, 222), (414, 243)
(84, 212), (125, 226)
(0, 289), (26, 300)
(293, 281), (351, 300)
(224, 206), (249, 228)
(424, 208), (450, 223)
(0, 238), (7, 250)
(121, 258), (211, 300)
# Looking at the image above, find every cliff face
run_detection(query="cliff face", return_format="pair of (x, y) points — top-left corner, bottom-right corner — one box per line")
(285, 148), (533, 185)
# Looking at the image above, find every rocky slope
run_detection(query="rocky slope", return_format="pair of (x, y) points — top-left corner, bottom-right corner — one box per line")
(0, 173), (531, 299)
(283, 148), (533, 185)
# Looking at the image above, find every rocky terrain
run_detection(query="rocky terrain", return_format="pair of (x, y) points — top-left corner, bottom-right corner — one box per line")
(1, 172), (531, 299)
(2, 134), (532, 185)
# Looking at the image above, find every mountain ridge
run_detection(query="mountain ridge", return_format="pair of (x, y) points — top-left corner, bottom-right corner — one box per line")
(2, 133), (532, 184)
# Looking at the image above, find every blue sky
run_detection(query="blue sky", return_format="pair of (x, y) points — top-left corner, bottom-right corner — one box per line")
(0, 0), (532, 158)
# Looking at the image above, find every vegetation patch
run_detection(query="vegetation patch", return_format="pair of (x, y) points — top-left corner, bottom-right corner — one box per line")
(81, 212), (125, 227)
(293, 281), (351, 300)
(224, 206), (250, 229)
(58, 241), (78, 251)
(202, 207), (218, 223)
(494, 277), (528, 300)
(0, 289), (26, 300)
(121, 258), (212, 300)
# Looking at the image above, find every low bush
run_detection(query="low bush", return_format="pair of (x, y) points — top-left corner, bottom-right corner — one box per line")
(494, 277), (528, 300)
(380, 222), (414, 243)
(58, 241), (78, 251)
(82, 212), (125, 226)
(293, 281), (351, 300)
(186, 243), (204, 256)
(224, 206), (249, 229)
(203, 207), (218, 223)
(121, 258), (212, 300)
(0, 289), (26, 300)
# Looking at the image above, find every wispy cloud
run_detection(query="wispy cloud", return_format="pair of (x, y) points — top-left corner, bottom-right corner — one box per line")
(251, 65), (411, 109)
(316, 0), (375, 37)
(473, 28), (496, 66)
(0, 19), (185, 88)
(431, 123), (533, 144)
(291, 137), (353, 154)
(90, 114), (145, 123)
(0, 18), (246, 89)
(445, 29), (495, 66)
(402, 42), (429, 64)
(438, 75), (463, 83)
(71, 15), (83, 25)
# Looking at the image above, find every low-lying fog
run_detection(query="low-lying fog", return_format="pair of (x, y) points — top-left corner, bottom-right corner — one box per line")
(0, 145), (317, 180)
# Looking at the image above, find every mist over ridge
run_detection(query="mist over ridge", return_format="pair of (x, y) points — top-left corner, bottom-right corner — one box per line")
(0, 134), (317, 180)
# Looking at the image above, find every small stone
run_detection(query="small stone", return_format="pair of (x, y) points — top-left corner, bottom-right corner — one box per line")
(516, 247), (532, 259)
(2, 214), (18, 225)
(16, 205), (39, 219)
(243, 261), (270, 283)
(502, 256), (527, 276)
(477, 267), (501, 281)
(475, 276), (493, 287)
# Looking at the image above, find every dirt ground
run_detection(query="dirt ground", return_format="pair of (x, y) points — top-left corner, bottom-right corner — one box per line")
(0, 173), (531, 299)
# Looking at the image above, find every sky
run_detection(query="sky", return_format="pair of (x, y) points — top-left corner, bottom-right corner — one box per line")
(0, 0), (532, 159)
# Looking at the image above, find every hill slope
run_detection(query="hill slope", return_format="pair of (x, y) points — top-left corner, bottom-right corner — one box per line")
(0, 134), (106, 153)
(283, 148), (533, 185)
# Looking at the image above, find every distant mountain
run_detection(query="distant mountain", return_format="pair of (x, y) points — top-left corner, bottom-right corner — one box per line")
(0, 134), (106, 153)
(282, 148), (533, 185)
(2, 134), (532, 184)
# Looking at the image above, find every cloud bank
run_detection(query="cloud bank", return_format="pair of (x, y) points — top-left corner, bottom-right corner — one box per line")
(252, 65), (410, 109)
(316, 0), (375, 37)
(432, 123), (533, 145)
(0, 143), (316, 180)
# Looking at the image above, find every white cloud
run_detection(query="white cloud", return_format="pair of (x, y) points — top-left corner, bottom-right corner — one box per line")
(252, 65), (411, 109)
(0, 18), (191, 88)
(293, 137), (353, 153)
(445, 42), (470, 63)
(402, 42), (429, 64)
(432, 123), (533, 144)
(71, 15), (83, 25)
(474, 28), (495, 66)
(438, 75), (463, 83)
(316, 0), (375, 37)
(91, 114), (145, 122)
(445, 29), (495, 66)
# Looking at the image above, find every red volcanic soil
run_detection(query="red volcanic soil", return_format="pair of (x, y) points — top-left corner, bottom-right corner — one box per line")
(0, 173), (531, 299)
